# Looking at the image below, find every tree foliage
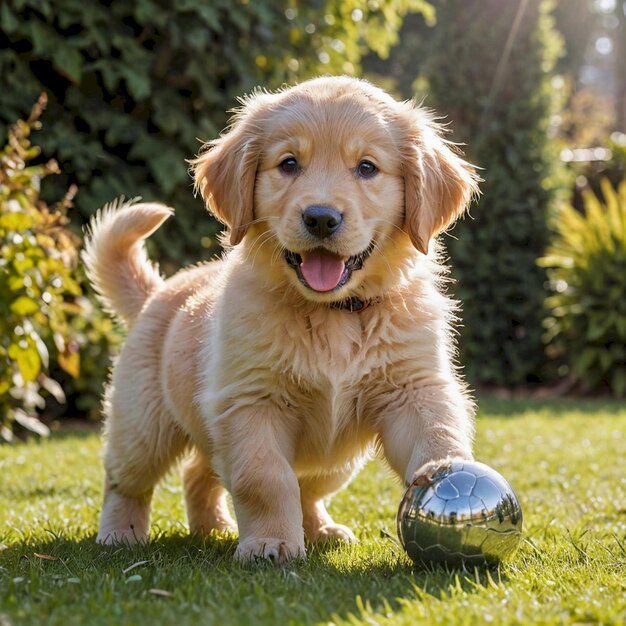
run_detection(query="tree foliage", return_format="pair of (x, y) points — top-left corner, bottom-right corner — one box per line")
(421, 0), (566, 387)
(0, 0), (429, 268)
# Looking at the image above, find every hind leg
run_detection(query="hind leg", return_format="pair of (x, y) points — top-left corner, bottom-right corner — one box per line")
(300, 471), (359, 544)
(97, 396), (188, 545)
(183, 450), (236, 534)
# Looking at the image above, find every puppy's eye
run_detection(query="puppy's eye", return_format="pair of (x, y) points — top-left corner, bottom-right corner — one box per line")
(279, 157), (300, 176)
(356, 160), (378, 179)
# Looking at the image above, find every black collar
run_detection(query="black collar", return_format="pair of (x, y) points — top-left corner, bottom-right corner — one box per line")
(328, 296), (382, 312)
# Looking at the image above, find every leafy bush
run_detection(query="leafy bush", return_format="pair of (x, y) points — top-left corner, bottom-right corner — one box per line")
(539, 178), (626, 397)
(0, 94), (82, 440)
(420, 0), (567, 387)
(0, 0), (427, 268)
(52, 293), (122, 420)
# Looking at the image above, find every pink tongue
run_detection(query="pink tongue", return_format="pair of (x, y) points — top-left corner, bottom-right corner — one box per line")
(300, 249), (346, 292)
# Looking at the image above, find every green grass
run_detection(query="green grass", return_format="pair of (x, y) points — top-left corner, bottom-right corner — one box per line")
(1, 397), (626, 625)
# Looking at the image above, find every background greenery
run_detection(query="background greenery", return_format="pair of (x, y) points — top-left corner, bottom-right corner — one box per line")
(1, 0), (626, 432)
(0, 0), (429, 267)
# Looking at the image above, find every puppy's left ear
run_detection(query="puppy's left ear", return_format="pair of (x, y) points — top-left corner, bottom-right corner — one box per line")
(402, 111), (480, 254)
(191, 110), (261, 247)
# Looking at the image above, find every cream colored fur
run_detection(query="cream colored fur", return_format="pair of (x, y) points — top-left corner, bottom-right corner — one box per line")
(84, 76), (479, 563)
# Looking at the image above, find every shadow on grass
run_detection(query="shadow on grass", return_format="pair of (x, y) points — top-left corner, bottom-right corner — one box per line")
(1, 530), (508, 625)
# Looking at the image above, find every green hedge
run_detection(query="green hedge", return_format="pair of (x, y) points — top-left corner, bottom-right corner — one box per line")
(422, 0), (567, 387)
(0, 0), (427, 269)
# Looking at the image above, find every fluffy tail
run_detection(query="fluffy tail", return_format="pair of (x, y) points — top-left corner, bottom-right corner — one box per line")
(82, 199), (173, 326)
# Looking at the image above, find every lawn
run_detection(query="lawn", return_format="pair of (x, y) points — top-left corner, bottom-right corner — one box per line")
(1, 397), (625, 626)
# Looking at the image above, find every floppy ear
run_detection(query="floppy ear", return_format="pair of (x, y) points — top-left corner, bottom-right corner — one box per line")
(192, 112), (261, 247)
(402, 111), (479, 254)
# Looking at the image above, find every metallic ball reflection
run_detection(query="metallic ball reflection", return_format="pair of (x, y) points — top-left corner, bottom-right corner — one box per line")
(397, 460), (523, 566)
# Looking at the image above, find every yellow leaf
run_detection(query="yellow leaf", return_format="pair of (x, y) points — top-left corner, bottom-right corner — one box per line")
(63, 276), (82, 296)
(10, 295), (39, 316)
(34, 553), (59, 561)
(58, 349), (80, 378)
(8, 341), (41, 382)
(0, 211), (33, 232)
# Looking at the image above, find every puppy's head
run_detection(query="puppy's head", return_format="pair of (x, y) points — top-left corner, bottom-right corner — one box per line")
(192, 77), (479, 302)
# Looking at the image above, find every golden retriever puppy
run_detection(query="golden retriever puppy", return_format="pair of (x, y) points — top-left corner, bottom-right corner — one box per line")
(83, 76), (479, 562)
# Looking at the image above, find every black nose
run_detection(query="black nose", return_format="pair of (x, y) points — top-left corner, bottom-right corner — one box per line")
(302, 206), (343, 239)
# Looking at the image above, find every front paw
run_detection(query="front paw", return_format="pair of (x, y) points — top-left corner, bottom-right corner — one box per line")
(234, 537), (305, 564)
(311, 523), (358, 544)
(411, 456), (470, 487)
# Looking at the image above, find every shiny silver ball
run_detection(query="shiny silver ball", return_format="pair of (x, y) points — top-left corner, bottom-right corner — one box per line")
(397, 460), (523, 567)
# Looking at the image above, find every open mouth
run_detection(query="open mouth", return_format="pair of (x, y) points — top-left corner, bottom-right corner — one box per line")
(284, 244), (374, 293)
